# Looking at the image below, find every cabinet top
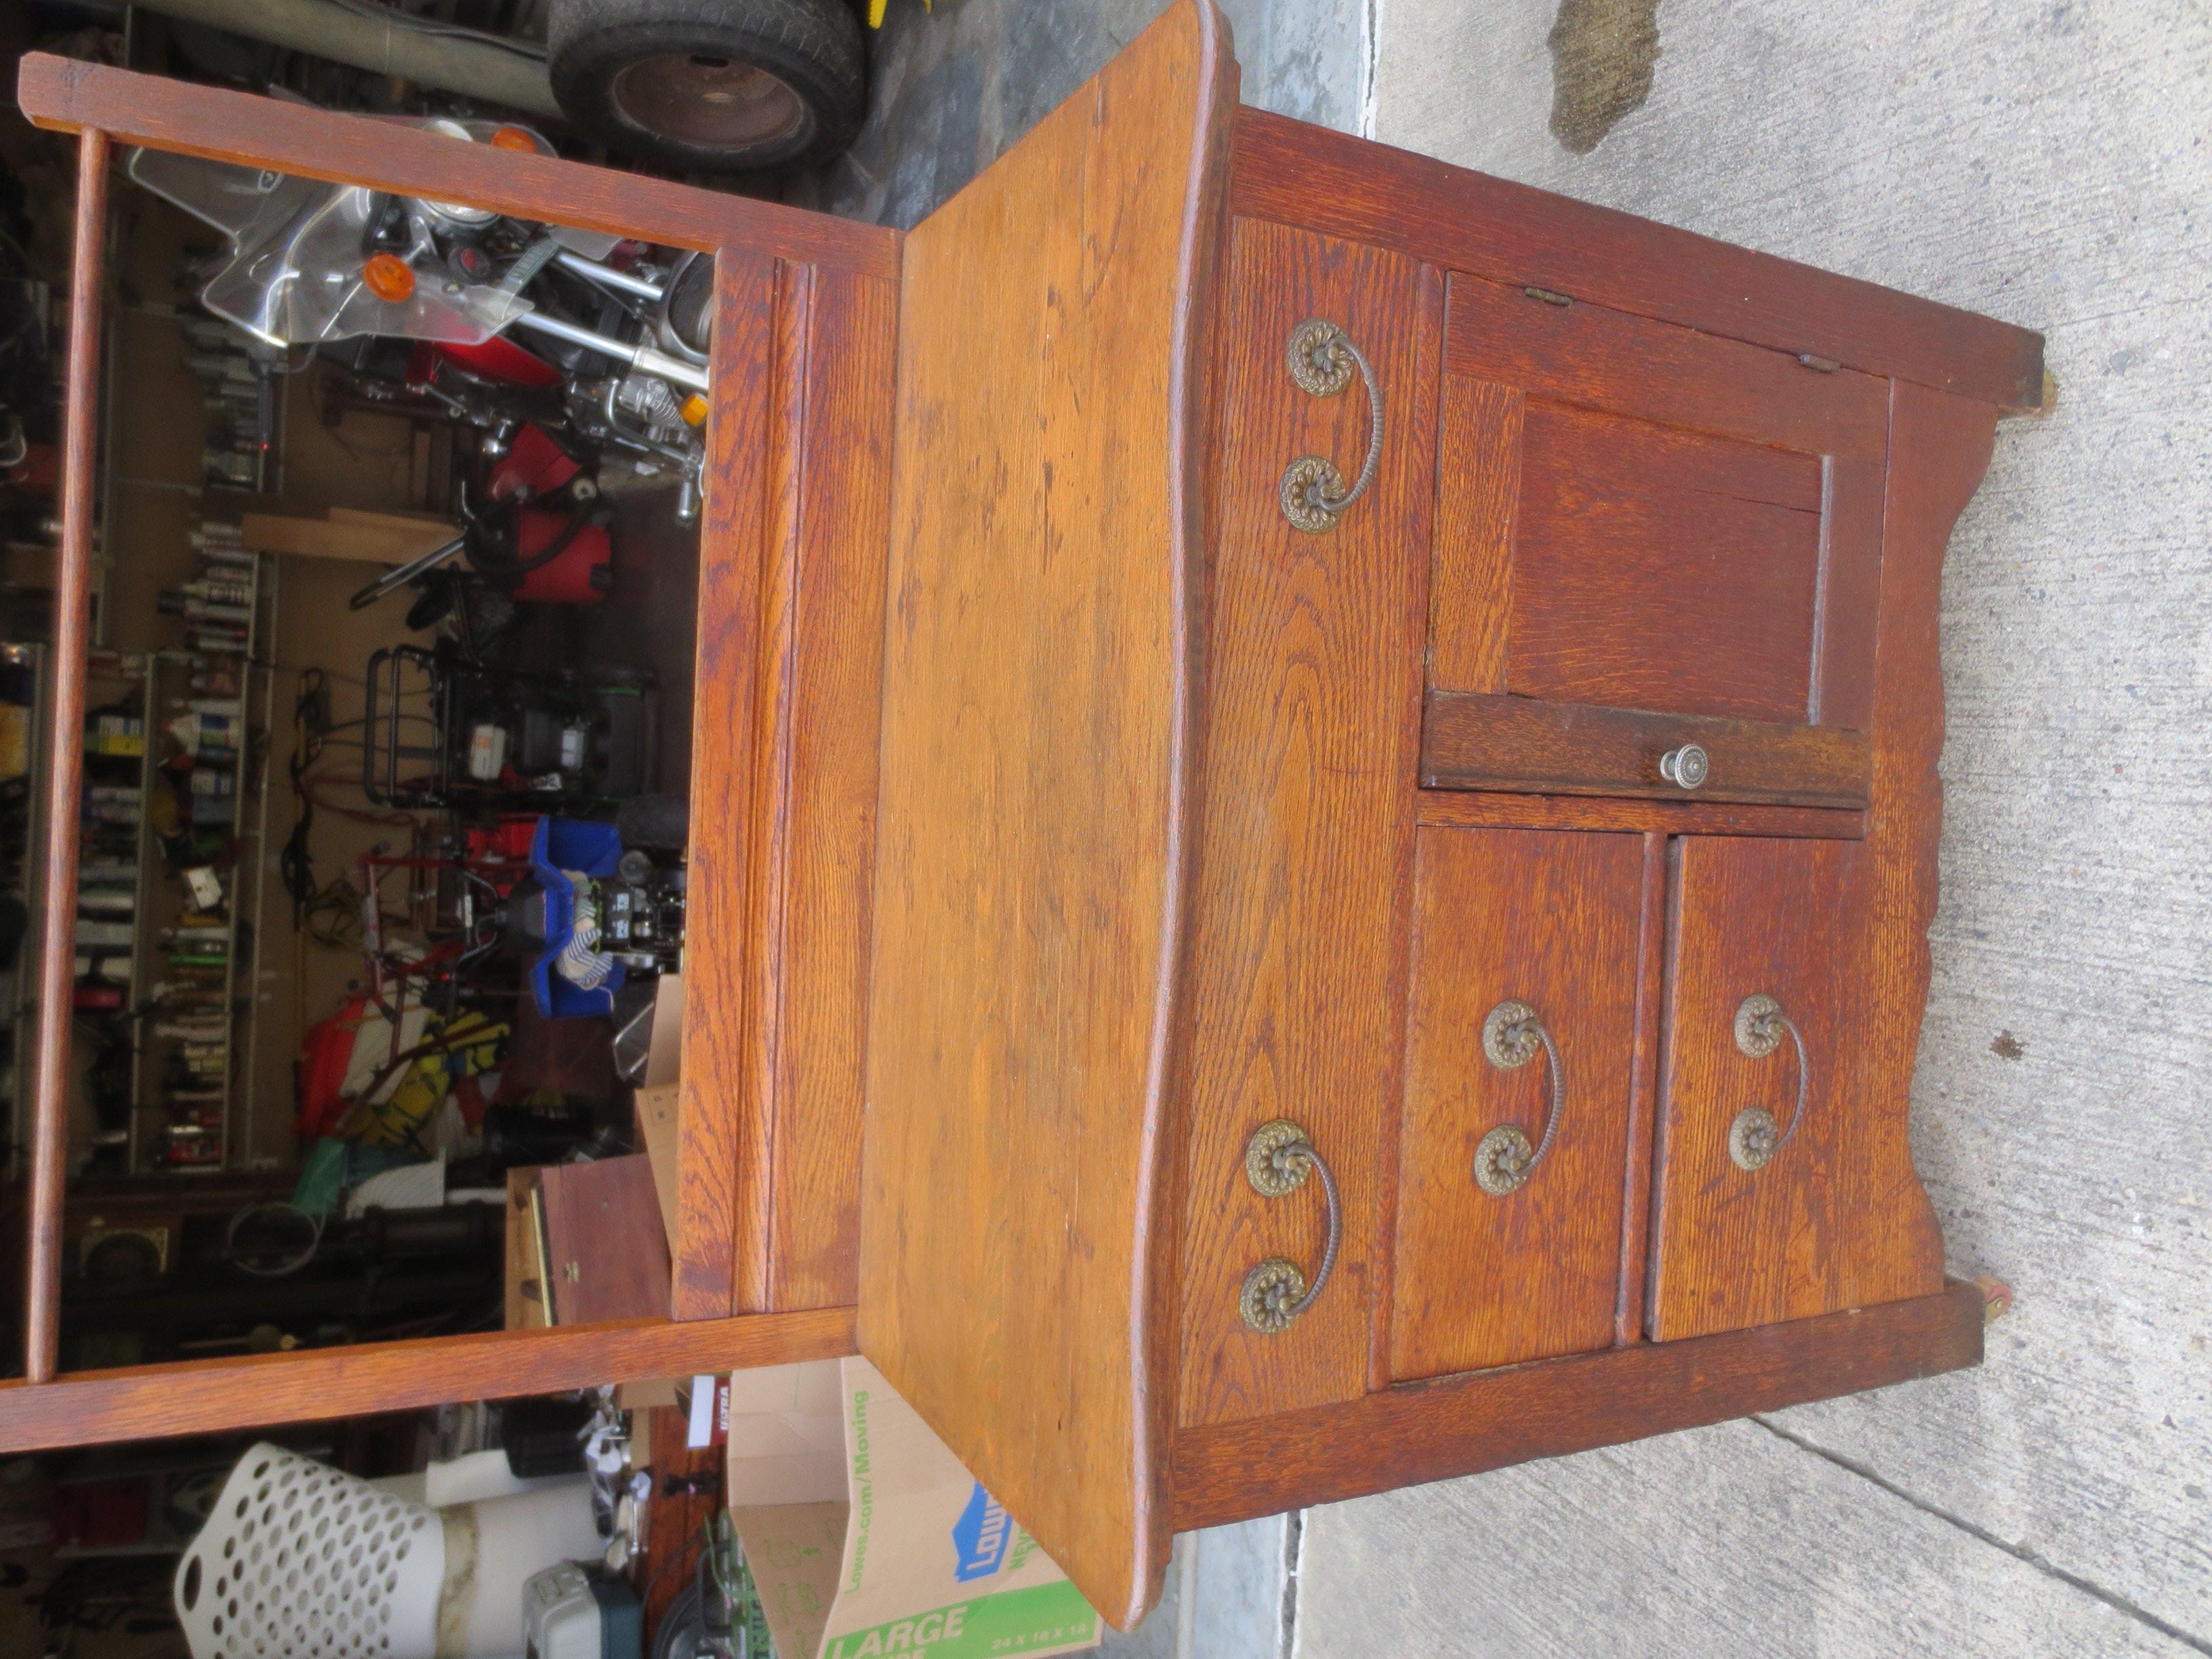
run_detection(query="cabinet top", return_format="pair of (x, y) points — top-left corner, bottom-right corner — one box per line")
(857, 0), (1235, 1632)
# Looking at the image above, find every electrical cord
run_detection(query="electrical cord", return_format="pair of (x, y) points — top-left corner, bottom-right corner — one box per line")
(300, 876), (361, 951)
(468, 495), (610, 584)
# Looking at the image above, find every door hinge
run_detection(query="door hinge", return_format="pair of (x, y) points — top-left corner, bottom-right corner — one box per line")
(1796, 352), (1841, 373)
(1522, 285), (1574, 307)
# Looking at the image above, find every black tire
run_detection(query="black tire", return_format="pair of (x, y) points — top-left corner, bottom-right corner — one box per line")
(548, 0), (867, 172)
(616, 791), (690, 853)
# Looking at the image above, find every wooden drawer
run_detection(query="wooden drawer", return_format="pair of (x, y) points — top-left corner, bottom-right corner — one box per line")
(1647, 838), (1944, 1340)
(1390, 827), (1654, 1381)
(1174, 215), (1440, 1429)
(1420, 275), (1885, 810)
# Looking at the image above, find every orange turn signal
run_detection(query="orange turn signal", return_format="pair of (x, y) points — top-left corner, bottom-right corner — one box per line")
(489, 125), (539, 154)
(361, 253), (416, 304)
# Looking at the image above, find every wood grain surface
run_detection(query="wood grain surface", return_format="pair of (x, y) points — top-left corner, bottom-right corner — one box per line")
(857, 1), (1234, 1628)
(1172, 1279), (1986, 1530)
(239, 507), (452, 565)
(1230, 108), (2045, 412)
(729, 264), (897, 1313)
(674, 249), (780, 1321)
(1414, 788), (1864, 841)
(0, 1309), (857, 1454)
(1391, 829), (1646, 1380)
(1507, 400), (1824, 724)
(1425, 281), (1889, 738)
(539, 1156), (672, 1326)
(1174, 218), (1441, 1429)
(1652, 838), (1887, 1336)
(1427, 376), (1521, 693)
(1423, 691), (1871, 807)
(1647, 382), (1995, 1340)
(14, 53), (897, 276)
(1443, 272), (1891, 464)
(24, 127), (105, 1384)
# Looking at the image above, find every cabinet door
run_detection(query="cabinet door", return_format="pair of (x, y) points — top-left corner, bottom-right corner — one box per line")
(1390, 827), (1652, 1381)
(1420, 276), (1885, 810)
(1648, 837), (1943, 1340)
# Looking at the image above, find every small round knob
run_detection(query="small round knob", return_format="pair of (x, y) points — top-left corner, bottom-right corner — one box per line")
(1658, 744), (1710, 790)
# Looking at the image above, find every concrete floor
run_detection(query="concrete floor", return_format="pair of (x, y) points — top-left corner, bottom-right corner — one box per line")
(823, 1), (2211, 1654)
(1303, 2), (2212, 1656)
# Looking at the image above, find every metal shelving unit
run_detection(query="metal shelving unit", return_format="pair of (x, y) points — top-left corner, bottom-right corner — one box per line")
(127, 545), (275, 1175)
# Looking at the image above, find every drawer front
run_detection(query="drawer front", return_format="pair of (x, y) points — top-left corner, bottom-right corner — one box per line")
(1175, 217), (1441, 1429)
(1648, 837), (1943, 1340)
(1391, 827), (1650, 1381)
(1422, 273), (1887, 808)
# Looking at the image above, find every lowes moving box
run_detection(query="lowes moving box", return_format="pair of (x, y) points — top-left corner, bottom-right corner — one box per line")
(724, 1356), (1103, 1659)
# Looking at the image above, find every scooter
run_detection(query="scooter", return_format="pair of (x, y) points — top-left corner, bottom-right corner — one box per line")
(125, 120), (714, 523)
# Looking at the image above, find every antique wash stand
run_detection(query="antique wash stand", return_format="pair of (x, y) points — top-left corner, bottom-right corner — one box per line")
(12, 1), (2039, 1629)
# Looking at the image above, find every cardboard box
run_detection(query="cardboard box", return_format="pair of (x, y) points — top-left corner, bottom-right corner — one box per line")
(726, 1357), (1101, 1659)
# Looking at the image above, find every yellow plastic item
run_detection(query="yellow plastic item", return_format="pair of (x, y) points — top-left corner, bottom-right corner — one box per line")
(351, 1011), (508, 1147)
(680, 392), (709, 426)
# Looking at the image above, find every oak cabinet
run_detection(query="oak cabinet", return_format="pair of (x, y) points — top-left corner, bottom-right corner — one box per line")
(15, 0), (2034, 1637)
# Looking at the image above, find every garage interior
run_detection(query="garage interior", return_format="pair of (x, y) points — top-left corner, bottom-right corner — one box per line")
(0, 7), (734, 1653)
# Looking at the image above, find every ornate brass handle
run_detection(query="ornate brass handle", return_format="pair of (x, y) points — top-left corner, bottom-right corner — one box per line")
(1237, 1120), (1342, 1334)
(1279, 319), (1384, 533)
(1729, 993), (1809, 1170)
(1474, 1000), (1563, 1196)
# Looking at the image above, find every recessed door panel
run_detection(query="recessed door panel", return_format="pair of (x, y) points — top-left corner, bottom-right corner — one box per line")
(1507, 401), (1824, 724)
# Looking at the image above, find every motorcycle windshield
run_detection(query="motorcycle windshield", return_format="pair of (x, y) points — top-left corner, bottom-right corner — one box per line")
(125, 148), (531, 350)
(126, 147), (291, 241)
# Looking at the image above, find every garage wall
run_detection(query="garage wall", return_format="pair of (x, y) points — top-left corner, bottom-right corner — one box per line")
(1294, 2), (2212, 1654)
(103, 189), (438, 1174)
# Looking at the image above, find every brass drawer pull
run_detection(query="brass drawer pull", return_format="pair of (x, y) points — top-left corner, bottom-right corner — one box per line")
(1475, 999), (1563, 1196)
(1729, 993), (1809, 1170)
(1280, 319), (1384, 533)
(1238, 1119), (1342, 1334)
